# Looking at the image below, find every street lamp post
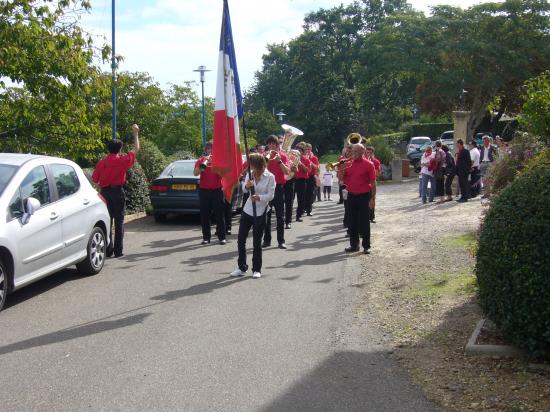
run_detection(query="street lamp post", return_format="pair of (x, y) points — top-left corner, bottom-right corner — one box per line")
(193, 65), (211, 147)
(276, 111), (286, 123)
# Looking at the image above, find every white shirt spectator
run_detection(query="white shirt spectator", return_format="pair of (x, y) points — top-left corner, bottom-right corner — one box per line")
(470, 147), (480, 168)
(322, 171), (334, 187)
(242, 169), (275, 216)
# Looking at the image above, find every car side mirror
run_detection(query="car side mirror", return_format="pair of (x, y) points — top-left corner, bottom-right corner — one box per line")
(22, 197), (41, 224)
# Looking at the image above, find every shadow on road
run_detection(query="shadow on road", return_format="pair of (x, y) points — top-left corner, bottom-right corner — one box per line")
(150, 276), (248, 302)
(0, 313), (151, 356)
(261, 350), (434, 412)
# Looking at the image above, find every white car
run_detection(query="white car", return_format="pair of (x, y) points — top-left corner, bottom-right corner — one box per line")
(407, 136), (432, 153)
(0, 154), (111, 311)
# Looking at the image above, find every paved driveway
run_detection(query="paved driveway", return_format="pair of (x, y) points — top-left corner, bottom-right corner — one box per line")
(0, 196), (434, 411)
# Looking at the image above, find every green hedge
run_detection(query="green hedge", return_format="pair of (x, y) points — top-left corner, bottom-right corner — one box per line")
(407, 123), (453, 139)
(364, 135), (394, 165)
(136, 139), (169, 183)
(125, 162), (150, 214)
(475, 152), (550, 351)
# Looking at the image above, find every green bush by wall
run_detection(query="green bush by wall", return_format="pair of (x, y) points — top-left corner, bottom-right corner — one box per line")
(125, 162), (151, 214)
(475, 152), (550, 352)
(136, 139), (170, 183)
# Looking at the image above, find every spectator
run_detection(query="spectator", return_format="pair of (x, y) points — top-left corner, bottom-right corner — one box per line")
(322, 166), (334, 201)
(469, 140), (481, 198)
(441, 144), (455, 202)
(433, 141), (446, 203)
(420, 146), (436, 203)
(455, 139), (472, 202)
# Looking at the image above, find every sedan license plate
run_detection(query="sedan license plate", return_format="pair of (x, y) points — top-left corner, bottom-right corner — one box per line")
(172, 184), (196, 191)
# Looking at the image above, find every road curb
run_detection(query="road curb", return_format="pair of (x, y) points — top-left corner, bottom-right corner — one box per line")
(465, 319), (527, 357)
(124, 211), (148, 224)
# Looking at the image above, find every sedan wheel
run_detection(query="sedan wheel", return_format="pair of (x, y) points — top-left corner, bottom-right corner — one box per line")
(76, 227), (106, 275)
(0, 259), (8, 312)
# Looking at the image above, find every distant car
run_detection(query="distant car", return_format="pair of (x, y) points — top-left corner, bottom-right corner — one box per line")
(439, 130), (454, 141)
(149, 159), (244, 222)
(407, 136), (432, 154)
(0, 154), (111, 312)
(407, 141), (434, 172)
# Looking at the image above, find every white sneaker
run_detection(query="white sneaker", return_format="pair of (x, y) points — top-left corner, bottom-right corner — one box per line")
(230, 269), (246, 277)
(252, 271), (262, 279)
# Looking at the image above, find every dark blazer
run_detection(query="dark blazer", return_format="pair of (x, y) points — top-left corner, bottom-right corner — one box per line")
(480, 145), (495, 162)
(456, 148), (472, 176)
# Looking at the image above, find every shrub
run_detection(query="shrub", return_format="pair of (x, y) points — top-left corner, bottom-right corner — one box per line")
(125, 162), (150, 214)
(486, 132), (542, 195)
(136, 139), (169, 183)
(475, 155), (550, 352)
(364, 135), (393, 165)
(167, 149), (195, 163)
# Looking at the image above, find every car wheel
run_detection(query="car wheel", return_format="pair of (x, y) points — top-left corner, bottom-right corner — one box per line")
(0, 258), (8, 312)
(76, 227), (106, 276)
(154, 213), (167, 223)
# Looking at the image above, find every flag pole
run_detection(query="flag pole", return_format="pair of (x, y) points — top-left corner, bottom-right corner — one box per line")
(240, 112), (257, 224)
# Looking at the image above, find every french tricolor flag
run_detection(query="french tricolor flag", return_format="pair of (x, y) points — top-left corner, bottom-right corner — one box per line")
(211, 0), (243, 202)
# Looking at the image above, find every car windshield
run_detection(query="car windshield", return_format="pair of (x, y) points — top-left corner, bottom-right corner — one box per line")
(162, 162), (195, 177)
(0, 164), (17, 196)
(411, 138), (431, 145)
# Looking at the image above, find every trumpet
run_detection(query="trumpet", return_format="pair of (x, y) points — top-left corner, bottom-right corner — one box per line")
(347, 132), (367, 145)
(326, 158), (352, 172)
(264, 150), (279, 161)
(199, 155), (211, 170)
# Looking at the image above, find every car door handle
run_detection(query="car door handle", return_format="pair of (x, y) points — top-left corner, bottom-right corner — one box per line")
(82, 198), (90, 205)
(50, 212), (59, 220)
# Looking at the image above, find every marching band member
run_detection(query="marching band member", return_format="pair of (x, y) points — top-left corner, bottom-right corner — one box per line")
(293, 144), (311, 222)
(230, 153), (275, 279)
(194, 142), (226, 245)
(283, 138), (297, 229)
(365, 146), (381, 223)
(305, 143), (319, 216)
(263, 135), (290, 249)
(339, 144), (376, 254)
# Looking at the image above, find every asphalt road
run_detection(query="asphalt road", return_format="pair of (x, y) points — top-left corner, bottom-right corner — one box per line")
(0, 192), (434, 411)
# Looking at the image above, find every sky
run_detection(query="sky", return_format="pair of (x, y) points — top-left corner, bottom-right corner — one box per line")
(81, 0), (492, 98)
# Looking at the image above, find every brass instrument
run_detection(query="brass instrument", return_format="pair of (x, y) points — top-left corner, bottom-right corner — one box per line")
(346, 132), (367, 145)
(286, 149), (301, 179)
(199, 155), (211, 170)
(264, 150), (279, 161)
(326, 158), (352, 172)
(281, 124), (304, 152)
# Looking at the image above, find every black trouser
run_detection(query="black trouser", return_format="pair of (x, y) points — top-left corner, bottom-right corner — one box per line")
(470, 167), (481, 197)
(323, 186), (332, 197)
(348, 191), (372, 250)
(369, 205), (375, 222)
(444, 173), (455, 196)
(315, 186), (321, 201)
(199, 188), (225, 241)
(295, 178), (307, 219)
(338, 184), (344, 203)
(237, 211), (266, 273)
(435, 176), (445, 197)
(458, 173), (470, 200)
(305, 176), (315, 214)
(101, 187), (126, 256)
(224, 199), (232, 233)
(284, 179), (295, 225)
(264, 184), (285, 245)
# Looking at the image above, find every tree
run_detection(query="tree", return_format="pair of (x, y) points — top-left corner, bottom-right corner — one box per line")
(520, 71), (550, 146)
(0, 0), (111, 162)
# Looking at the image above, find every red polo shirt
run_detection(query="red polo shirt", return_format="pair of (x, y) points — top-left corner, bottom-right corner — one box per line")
(92, 152), (135, 188)
(343, 157), (376, 194)
(266, 151), (289, 185)
(308, 153), (319, 177)
(369, 156), (381, 177)
(294, 155), (311, 179)
(195, 156), (222, 189)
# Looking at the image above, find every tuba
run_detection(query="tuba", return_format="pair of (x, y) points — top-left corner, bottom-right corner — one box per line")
(286, 149), (301, 179)
(281, 124), (304, 152)
(346, 132), (367, 145)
